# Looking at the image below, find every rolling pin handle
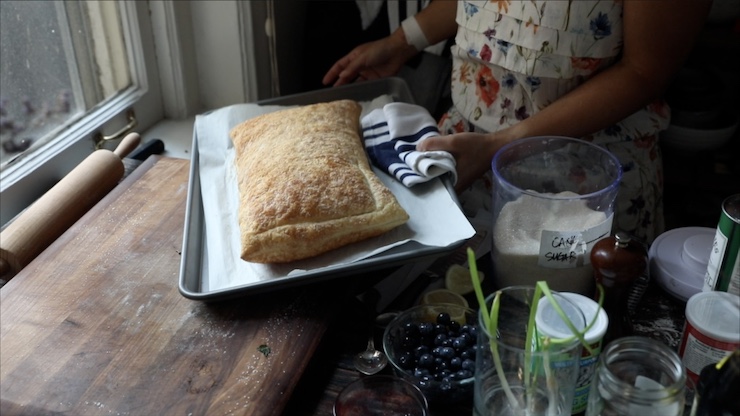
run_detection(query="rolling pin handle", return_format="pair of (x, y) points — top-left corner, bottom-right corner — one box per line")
(0, 137), (132, 280)
(114, 132), (141, 159)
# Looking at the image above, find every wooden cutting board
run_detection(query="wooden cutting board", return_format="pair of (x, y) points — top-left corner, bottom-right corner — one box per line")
(0, 156), (340, 415)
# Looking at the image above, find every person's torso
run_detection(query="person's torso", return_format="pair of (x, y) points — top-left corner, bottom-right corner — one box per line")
(449, 0), (668, 141)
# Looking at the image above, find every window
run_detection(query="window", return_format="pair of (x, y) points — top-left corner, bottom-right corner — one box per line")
(0, 0), (268, 227)
(0, 1), (132, 166)
(0, 0), (163, 225)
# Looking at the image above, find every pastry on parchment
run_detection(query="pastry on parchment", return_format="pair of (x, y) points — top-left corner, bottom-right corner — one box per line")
(229, 99), (409, 263)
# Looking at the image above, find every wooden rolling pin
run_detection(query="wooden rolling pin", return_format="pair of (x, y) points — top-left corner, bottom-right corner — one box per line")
(0, 133), (141, 281)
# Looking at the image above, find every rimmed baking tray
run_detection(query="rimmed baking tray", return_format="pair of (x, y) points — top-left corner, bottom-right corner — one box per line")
(179, 78), (469, 301)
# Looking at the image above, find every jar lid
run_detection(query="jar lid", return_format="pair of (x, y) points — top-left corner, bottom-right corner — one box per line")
(649, 227), (715, 302)
(561, 292), (609, 344)
(535, 292), (608, 344)
(685, 291), (740, 343)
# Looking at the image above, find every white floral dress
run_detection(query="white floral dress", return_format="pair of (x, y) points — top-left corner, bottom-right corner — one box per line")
(440, 0), (668, 244)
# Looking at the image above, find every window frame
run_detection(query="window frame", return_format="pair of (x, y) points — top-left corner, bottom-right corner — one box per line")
(0, 0), (163, 226)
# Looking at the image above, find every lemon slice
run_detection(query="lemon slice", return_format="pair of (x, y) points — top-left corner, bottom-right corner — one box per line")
(444, 264), (484, 296)
(420, 288), (470, 324)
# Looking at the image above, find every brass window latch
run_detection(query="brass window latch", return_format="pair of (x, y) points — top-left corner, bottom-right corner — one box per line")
(93, 109), (138, 150)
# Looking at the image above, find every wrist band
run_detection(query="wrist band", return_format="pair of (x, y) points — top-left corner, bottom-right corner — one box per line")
(401, 16), (430, 51)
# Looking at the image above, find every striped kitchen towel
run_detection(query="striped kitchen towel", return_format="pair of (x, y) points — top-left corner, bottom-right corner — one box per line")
(362, 102), (457, 187)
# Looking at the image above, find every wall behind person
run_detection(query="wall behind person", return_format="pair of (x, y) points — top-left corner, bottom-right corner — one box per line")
(294, 1), (391, 94)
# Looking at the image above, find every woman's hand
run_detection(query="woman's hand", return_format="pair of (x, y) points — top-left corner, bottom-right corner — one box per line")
(322, 32), (417, 87)
(323, 1), (457, 87)
(417, 132), (512, 192)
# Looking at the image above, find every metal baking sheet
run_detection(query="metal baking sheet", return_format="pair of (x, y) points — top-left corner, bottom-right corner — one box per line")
(179, 78), (468, 301)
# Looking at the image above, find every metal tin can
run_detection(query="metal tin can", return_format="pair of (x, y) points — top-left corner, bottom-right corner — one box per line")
(703, 194), (740, 295)
(678, 291), (740, 385)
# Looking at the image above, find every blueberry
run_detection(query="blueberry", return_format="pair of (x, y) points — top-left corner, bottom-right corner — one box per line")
(439, 347), (456, 360)
(434, 356), (444, 367)
(418, 353), (434, 368)
(461, 358), (476, 372)
(450, 356), (462, 370)
(440, 378), (455, 391)
(449, 320), (461, 332)
(455, 369), (473, 380)
(436, 312), (452, 326)
(451, 337), (466, 350)
(415, 345), (430, 357)
(461, 348), (476, 360)
(413, 367), (430, 378)
(418, 322), (434, 336)
(467, 325), (479, 338)
(433, 333), (448, 346)
(435, 369), (452, 381)
(419, 375), (435, 387)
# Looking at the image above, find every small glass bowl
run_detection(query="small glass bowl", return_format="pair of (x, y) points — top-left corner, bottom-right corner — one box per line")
(333, 375), (428, 416)
(382, 303), (477, 404)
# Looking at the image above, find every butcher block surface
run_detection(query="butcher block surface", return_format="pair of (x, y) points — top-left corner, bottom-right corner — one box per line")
(0, 156), (337, 415)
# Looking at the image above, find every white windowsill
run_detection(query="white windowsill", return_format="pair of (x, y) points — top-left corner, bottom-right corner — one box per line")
(140, 118), (195, 160)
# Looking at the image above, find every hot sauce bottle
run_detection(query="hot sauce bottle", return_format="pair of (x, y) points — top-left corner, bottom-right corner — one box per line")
(590, 231), (648, 346)
(691, 349), (740, 416)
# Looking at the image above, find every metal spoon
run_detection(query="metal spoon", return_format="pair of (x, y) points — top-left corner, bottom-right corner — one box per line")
(353, 333), (388, 375)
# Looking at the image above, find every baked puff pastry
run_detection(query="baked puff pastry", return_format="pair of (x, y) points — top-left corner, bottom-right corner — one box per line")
(229, 99), (409, 263)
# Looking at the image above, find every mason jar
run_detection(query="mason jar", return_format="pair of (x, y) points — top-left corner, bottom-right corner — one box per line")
(586, 336), (686, 416)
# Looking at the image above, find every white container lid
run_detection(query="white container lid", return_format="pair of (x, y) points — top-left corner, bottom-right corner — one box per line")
(685, 291), (740, 343)
(561, 293), (609, 344)
(649, 227), (714, 302)
(535, 293), (608, 343)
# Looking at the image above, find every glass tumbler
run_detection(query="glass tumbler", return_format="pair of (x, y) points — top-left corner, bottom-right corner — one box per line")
(333, 375), (429, 416)
(586, 336), (686, 416)
(474, 286), (586, 416)
(490, 136), (622, 295)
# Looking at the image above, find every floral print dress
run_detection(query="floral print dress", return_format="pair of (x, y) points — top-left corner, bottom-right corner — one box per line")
(440, 0), (668, 244)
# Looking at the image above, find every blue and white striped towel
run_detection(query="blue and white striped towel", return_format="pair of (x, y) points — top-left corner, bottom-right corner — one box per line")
(362, 103), (457, 187)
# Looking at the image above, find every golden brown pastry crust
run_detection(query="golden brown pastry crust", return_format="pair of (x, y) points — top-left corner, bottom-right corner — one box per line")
(229, 99), (409, 263)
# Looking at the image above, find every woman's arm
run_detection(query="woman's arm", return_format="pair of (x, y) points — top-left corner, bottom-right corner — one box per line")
(410, 0), (459, 46)
(322, 0), (458, 86)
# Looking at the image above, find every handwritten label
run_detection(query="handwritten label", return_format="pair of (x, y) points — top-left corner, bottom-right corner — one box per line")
(538, 215), (613, 269)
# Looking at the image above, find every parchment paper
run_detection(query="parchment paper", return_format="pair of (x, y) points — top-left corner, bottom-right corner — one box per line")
(195, 96), (475, 291)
